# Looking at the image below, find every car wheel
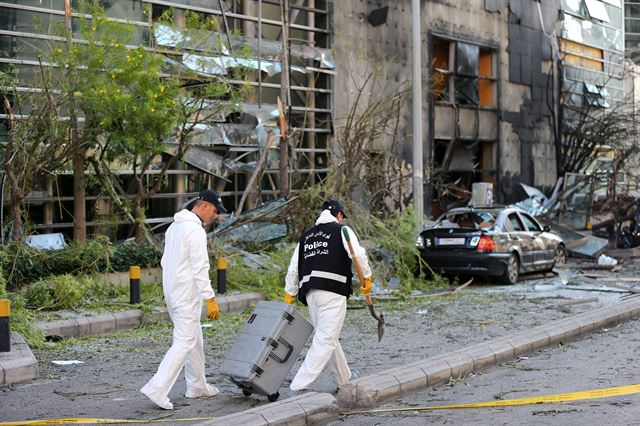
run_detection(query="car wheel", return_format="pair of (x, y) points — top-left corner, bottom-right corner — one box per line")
(554, 244), (568, 266)
(500, 253), (519, 285)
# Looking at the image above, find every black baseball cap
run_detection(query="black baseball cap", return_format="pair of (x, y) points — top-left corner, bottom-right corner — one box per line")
(197, 189), (228, 214)
(323, 198), (347, 218)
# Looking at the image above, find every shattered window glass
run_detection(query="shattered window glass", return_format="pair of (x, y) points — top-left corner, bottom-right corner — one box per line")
(455, 78), (479, 105)
(456, 42), (479, 76)
(563, 13), (622, 51)
(441, 212), (495, 230)
(433, 38), (494, 107)
(563, 13), (584, 42)
(583, 82), (609, 108)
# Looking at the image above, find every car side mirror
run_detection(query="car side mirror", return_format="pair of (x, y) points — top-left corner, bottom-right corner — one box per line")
(543, 225), (550, 232)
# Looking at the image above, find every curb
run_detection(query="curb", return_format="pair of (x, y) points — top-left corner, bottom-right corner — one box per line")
(192, 392), (339, 426)
(0, 333), (38, 386)
(337, 297), (640, 409)
(1, 293), (263, 387)
(36, 292), (263, 339)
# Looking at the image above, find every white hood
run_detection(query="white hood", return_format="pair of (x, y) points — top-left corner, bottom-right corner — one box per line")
(173, 209), (202, 225)
(315, 209), (338, 225)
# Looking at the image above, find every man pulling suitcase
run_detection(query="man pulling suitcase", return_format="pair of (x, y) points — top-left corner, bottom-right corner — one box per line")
(283, 198), (373, 397)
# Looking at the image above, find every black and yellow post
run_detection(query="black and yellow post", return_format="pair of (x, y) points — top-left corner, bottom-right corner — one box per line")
(0, 299), (10, 352)
(129, 266), (141, 304)
(216, 257), (227, 294)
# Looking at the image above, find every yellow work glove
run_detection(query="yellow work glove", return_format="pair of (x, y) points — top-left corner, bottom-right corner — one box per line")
(206, 297), (221, 320)
(360, 277), (373, 296)
(284, 292), (296, 304)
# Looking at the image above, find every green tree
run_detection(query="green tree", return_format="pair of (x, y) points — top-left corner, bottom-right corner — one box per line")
(0, 67), (76, 241)
(45, 2), (181, 241)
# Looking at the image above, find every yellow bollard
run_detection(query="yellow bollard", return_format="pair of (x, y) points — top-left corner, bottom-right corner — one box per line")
(0, 299), (10, 352)
(129, 266), (141, 304)
(216, 258), (227, 294)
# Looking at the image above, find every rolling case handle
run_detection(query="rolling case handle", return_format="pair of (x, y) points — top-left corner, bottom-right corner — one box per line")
(268, 338), (294, 364)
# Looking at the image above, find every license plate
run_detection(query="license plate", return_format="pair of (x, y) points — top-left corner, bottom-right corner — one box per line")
(436, 237), (466, 246)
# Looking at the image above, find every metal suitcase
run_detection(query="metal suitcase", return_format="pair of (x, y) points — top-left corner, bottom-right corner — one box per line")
(219, 301), (314, 401)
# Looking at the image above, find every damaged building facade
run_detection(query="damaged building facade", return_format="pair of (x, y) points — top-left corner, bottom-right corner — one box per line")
(334, 0), (625, 216)
(0, 0), (629, 238)
(0, 0), (333, 238)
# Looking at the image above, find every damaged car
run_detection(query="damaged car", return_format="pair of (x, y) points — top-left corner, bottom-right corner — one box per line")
(416, 207), (567, 284)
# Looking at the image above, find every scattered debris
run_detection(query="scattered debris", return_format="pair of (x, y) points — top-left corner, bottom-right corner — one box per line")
(24, 233), (67, 250)
(52, 360), (84, 365)
(597, 254), (618, 266)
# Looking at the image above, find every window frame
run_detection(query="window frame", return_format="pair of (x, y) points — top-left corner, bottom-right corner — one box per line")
(519, 212), (543, 232)
(431, 37), (497, 108)
(507, 213), (526, 232)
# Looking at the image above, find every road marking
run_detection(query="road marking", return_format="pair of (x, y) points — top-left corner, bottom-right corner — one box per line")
(0, 417), (214, 425)
(342, 383), (640, 415)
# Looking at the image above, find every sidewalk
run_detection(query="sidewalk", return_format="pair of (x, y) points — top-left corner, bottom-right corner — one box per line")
(0, 292), (262, 386)
(193, 296), (640, 425)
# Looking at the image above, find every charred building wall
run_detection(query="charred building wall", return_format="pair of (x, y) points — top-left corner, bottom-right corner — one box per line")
(333, 0), (624, 214)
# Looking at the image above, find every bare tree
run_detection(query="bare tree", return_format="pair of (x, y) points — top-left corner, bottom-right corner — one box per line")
(329, 67), (410, 214)
(556, 81), (639, 177)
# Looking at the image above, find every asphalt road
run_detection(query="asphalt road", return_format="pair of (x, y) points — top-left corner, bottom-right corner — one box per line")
(332, 317), (640, 426)
(0, 264), (638, 425)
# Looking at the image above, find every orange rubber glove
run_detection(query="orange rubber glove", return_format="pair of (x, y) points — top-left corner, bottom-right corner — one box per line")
(206, 298), (221, 320)
(360, 277), (373, 296)
(284, 292), (296, 304)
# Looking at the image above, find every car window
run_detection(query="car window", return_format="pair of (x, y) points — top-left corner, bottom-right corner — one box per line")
(508, 213), (525, 231)
(441, 212), (495, 230)
(520, 213), (542, 232)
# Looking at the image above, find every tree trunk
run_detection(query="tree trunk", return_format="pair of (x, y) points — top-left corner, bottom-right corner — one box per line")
(278, 0), (290, 196)
(9, 192), (22, 242)
(73, 149), (87, 241)
(133, 196), (144, 244)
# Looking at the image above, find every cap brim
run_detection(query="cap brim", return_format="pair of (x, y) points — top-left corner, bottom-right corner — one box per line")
(215, 203), (229, 214)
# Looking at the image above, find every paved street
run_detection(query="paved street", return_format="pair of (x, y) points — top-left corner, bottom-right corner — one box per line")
(333, 316), (640, 426)
(0, 265), (638, 424)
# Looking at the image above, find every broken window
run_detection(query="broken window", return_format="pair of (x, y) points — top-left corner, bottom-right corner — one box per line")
(432, 39), (451, 101)
(432, 38), (496, 107)
(584, 82), (609, 108)
(441, 212), (495, 230)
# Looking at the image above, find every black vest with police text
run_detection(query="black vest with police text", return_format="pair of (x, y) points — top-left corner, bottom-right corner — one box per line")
(297, 222), (353, 305)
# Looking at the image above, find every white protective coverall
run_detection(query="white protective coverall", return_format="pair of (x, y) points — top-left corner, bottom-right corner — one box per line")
(140, 209), (218, 409)
(285, 209), (372, 391)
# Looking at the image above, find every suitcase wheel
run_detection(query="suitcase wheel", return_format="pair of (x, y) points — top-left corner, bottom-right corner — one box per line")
(242, 389), (252, 397)
(267, 392), (280, 402)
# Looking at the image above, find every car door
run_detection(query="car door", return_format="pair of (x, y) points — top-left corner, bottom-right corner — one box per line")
(506, 212), (534, 269)
(518, 212), (551, 269)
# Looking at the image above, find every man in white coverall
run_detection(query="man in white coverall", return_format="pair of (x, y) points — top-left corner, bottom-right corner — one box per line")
(140, 189), (227, 410)
(284, 198), (373, 397)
